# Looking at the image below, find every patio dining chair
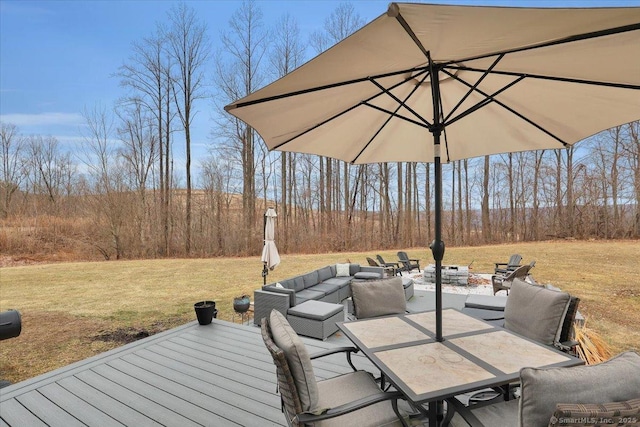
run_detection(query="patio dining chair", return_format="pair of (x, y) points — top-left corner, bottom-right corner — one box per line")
(397, 251), (420, 273)
(448, 351), (640, 427)
(261, 310), (410, 427)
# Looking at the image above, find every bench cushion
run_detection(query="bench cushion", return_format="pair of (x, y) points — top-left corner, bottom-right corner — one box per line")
(465, 294), (508, 311)
(354, 271), (382, 280)
(288, 300), (344, 321)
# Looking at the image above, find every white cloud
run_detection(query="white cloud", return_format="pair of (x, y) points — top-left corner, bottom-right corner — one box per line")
(0, 112), (84, 127)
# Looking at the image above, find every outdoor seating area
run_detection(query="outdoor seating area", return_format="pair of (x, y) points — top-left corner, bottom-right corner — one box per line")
(254, 263), (416, 339)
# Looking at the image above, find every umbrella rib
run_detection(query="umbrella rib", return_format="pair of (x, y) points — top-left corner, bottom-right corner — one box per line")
(271, 68), (430, 151)
(440, 22), (640, 69)
(443, 70), (570, 147)
(226, 66), (429, 110)
(353, 72), (433, 163)
(369, 72), (433, 127)
(363, 103), (431, 129)
(446, 64), (640, 91)
(442, 70), (525, 127)
(443, 54), (505, 124)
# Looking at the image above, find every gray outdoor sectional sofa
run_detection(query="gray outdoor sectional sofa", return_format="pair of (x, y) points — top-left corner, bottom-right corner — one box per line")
(253, 263), (415, 328)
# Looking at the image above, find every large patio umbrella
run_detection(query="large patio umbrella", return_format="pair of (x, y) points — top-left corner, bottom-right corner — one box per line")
(261, 208), (280, 285)
(226, 3), (640, 341)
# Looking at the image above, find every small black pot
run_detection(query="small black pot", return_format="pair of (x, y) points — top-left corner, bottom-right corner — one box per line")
(233, 295), (251, 313)
(194, 300), (217, 325)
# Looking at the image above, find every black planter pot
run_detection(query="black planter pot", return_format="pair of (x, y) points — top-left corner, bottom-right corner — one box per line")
(194, 300), (217, 325)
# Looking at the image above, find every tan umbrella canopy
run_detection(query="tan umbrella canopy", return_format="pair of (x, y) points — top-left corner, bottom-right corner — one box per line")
(227, 3), (640, 340)
(261, 208), (280, 285)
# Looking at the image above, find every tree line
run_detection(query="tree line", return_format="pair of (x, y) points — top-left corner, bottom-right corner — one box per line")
(1, 1), (639, 261)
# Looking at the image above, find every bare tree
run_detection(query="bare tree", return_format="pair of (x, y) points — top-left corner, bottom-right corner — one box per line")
(216, 0), (269, 249)
(270, 13), (305, 249)
(0, 122), (26, 217)
(117, 28), (174, 256)
(165, 2), (211, 255)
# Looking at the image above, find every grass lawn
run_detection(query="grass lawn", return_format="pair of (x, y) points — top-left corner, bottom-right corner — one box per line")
(1, 240), (638, 383)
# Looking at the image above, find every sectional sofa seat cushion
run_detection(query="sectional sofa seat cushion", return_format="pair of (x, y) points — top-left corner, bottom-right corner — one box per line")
(519, 351), (640, 427)
(295, 288), (326, 305)
(322, 277), (352, 288)
(311, 282), (342, 296)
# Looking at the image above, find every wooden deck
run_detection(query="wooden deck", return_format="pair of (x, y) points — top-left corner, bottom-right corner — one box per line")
(0, 290), (467, 426)
(0, 318), (381, 427)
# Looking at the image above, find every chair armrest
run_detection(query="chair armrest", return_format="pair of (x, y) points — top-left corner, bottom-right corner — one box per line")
(253, 289), (292, 326)
(360, 265), (385, 276)
(296, 390), (406, 424)
(495, 262), (508, 268)
(311, 347), (360, 371)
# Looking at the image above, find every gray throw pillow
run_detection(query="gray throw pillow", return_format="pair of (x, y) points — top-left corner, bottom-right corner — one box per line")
(505, 279), (570, 345)
(519, 351), (640, 427)
(269, 310), (319, 411)
(351, 277), (406, 319)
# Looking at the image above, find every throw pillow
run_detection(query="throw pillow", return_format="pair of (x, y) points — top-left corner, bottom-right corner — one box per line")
(336, 263), (351, 277)
(519, 351), (640, 427)
(274, 282), (284, 288)
(269, 310), (319, 411)
(549, 398), (640, 426)
(351, 277), (406, 319)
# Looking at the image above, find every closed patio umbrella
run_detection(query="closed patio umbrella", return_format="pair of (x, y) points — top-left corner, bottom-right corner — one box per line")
(227, 3), (640, 340)
(261, 208), (280, 285)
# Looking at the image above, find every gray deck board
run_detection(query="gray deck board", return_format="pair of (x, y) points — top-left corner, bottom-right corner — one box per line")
(56, 376), (163, 427)
(0, 398), (48, 427)
(0, 317), (373, 427)
(1, 290), (459, 426)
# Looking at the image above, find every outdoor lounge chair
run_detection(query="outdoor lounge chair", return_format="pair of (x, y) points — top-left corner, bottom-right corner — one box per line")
(261, 310), (409, 427)
(491, 262), (533, 295)
(493, 254), (522, 275)
(448, 351), (640, 427)
(367, 257), (397, 277)
(397, 251), (420, 272)
(376, 255), (402, 276)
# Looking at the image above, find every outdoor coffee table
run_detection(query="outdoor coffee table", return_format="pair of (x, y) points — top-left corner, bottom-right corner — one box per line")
(337, 308), (583, 426)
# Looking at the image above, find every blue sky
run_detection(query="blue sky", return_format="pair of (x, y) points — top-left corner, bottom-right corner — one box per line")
(1, 0), (639, 177)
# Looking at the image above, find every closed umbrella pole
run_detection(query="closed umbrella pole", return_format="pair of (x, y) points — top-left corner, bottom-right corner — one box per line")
(261, 208), (280, 285)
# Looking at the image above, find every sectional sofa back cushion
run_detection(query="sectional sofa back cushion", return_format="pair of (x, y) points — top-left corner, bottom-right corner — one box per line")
(293, 276), (305, 292)
(519, 351), (640, 427)
(349, 263), (361, 276)
(318, 266), (333, 282)
(302, 271), (319, 289)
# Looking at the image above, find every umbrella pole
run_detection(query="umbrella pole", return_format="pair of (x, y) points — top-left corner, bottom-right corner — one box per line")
(430, 60), (445, 343)
(263, 212), (268, 286)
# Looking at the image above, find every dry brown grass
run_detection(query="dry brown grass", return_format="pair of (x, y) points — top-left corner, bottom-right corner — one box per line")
(1, 240), (638, 384)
